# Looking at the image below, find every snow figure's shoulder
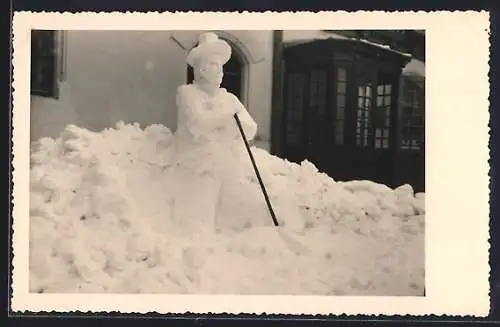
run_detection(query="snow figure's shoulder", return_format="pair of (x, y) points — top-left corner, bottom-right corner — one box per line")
(222, 88), (235, 99)
(221, 89), (241, 104)
(176, 84), (196, 96)
(176, 84), (197, 107)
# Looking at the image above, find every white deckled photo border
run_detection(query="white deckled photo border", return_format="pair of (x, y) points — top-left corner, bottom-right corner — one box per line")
(11, 10), (491, 316)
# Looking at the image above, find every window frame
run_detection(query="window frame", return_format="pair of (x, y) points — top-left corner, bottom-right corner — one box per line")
(30, 30), (64, 99)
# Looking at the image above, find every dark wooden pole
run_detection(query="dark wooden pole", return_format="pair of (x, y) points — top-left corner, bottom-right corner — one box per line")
(234, 114), (280, 227)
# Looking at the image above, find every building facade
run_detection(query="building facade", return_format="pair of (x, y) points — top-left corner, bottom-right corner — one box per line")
(29, 29), (425, 191)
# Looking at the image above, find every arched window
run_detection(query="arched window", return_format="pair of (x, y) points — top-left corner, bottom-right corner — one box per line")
(186, 39), (244, 100)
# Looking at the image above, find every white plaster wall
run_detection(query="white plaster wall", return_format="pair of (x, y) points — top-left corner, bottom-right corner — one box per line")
(237, 31), (273, 149)
(30, 30), (274, 152)
(30, 82), (80, 142)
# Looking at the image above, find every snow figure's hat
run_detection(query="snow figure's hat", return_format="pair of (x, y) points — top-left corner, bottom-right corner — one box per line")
(187, 32), (232, 67)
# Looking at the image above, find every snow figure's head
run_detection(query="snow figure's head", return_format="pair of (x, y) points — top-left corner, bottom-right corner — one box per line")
(187, 32), (231, 86)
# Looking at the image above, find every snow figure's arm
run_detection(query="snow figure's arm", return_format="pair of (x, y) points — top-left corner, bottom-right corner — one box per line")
(176, 85), (233, 139)
(233, 95), (258, 141)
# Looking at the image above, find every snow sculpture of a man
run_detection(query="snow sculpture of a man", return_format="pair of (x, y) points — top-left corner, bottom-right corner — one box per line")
(170, 32), (258, 234)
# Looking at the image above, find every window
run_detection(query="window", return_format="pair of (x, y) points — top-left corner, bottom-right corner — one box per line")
(374, 74), (393, 150)
(333, 67), (347, 145)
(356, 84), (373, 147)
(31, 30), (61, 98)
(400, 79), (424, 151)
(285, 73), (305, 145)
(352, 70), (396, 149)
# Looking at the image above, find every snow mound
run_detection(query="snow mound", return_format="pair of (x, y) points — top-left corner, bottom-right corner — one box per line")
(29, 122), (425, 295)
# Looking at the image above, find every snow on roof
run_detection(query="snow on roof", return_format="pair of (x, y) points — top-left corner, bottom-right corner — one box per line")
(357, 38), (412, 57)
(402, 58), (425, 78)
(282, 30), (349, 47)
(283, 31), (412, 58)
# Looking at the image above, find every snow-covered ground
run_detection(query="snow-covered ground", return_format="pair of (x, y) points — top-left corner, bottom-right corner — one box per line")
(29, 122), (425, 296)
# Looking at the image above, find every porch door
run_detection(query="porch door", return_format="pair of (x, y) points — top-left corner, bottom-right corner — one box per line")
(282, 59), (331, 168)
(304, 63), (330, 169)
(395, 77), (425, 192)
(325, 60), (353, 180)
(347, 59), (397, 186)
(282, 69), (307, 164)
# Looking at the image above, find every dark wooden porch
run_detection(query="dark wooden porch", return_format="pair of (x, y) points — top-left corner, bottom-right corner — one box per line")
(272, 34), (425, 193)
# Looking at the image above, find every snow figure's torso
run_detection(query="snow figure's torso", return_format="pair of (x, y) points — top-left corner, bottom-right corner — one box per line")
(172, 83), (255, 180)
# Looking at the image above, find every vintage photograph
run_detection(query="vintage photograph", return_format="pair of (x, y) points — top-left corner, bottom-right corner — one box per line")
(28, 28), (426, 296)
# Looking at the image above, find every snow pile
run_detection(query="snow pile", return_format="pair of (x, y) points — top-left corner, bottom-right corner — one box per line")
(29, 122), (425, 295)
